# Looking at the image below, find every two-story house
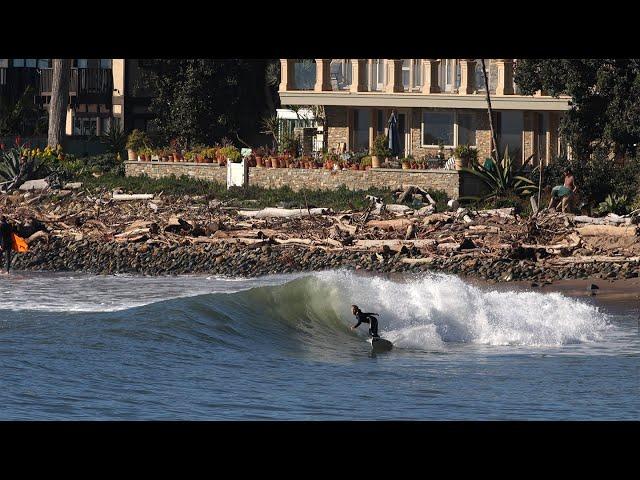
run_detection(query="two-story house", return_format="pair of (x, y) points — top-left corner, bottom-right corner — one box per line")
(278, 59), (571, 166)
(0, 58), (153, 136)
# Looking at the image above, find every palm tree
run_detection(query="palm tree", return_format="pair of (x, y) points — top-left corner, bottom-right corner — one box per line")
(481, 59), (500, 161)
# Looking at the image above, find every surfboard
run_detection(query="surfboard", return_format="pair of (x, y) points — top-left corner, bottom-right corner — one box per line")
(371, 337), (393, 352)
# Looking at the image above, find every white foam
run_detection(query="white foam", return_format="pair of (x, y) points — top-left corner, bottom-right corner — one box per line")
(314, 270), (611, 348)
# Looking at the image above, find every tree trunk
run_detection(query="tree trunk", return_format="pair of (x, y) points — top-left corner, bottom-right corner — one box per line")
(481, 59), (500, 161)
(47, 59), (72, 148)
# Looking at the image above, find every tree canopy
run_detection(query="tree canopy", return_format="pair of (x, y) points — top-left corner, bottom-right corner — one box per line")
(514, 59), (640, 157)
(139, 59), (279, 148)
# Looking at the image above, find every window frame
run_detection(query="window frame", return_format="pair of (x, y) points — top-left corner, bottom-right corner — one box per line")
(421, 108), (478, 149)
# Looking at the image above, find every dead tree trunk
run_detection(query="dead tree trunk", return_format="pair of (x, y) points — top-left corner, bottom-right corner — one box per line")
(481, 59), (500, 161)
(47, 59), (72, 148)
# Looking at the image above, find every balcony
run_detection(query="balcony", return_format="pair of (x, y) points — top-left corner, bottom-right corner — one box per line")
(39, 68), (114, 106)
(278, 59), (571, 112)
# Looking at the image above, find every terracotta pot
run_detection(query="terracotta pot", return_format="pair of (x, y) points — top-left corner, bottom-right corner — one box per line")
(371, 155), (381, 169)
(264, 158), (271, 168)
(454, 156), (467, 170)
(402, 161), (410, 170)
(127, 149), (137, 161)
(256, 157), (264, 168)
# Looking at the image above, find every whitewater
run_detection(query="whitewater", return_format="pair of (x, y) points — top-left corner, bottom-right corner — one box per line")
(0, 270), (638, 419)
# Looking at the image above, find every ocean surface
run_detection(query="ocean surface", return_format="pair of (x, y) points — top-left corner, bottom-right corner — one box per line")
(0, 270), (638, 420)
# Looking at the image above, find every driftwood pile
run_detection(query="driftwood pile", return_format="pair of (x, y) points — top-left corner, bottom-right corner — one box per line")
(2, 186), (640, 272)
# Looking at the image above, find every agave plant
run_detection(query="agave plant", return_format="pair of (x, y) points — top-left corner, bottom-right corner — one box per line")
(459, 147), (538, 202)
(0, 145), (43, 192)
(100, 125), (127, 158)
(597, 194), (630, 216)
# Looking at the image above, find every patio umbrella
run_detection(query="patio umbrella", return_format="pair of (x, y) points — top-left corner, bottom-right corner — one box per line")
(388, 110), (401, 157)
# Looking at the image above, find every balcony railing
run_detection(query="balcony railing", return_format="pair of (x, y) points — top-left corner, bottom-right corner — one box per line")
(39, 68), (113, 104)
(279, 59), (520, 96)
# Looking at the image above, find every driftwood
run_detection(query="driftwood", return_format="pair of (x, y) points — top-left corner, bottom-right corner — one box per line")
(237, 207), (328, 219)
(546, 255), (640, 265)
(353, 239), (436, 251)
(112, 193), (154, 201)
(367, 218), (415, 231)
(576, 225), (638, 237)
(26, 230), (49, 244)
(522, 233), (581, 250)
(400, 257), (434, 265)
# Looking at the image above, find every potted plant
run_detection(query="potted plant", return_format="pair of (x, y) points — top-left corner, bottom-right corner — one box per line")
(401, 157), (410, 170)
(184, 151), (194, 163)
(453, 144), (478, 170)
(371, 135), (391, 169)
(126, 129), (149, 161)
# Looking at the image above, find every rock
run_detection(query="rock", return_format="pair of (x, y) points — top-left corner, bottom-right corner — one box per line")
(64, 182), (83, 190)
(447, 199), (459, 211)
(19, 179), (49, 191)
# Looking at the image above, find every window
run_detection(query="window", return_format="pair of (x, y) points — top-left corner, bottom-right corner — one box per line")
(402, 60), (410, 90)
(12, 59), (25, 67)
(25, 59), (36, 68)
(458, 112), (476, 146)
(76, 59), (88, 69)
(375, 59), (384, 90)
(422, 111), (455, 146)
(353, 108), (371, 153)
(0, 59), (8, 68)
(100, 59), (112, 69)
(497, 111), (523, 161)
(413, 59), (422, 87)
(37, 59), (51, 68)
(73, 117), (98, 136)
(376, 109), (385, 136)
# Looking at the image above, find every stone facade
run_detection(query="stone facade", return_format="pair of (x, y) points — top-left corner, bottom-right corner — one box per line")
(125, 161), (485, 199)
(326, 105), (349, 151)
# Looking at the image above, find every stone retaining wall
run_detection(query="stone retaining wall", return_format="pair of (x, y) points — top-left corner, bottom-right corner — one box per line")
(125, 161), (485, 199)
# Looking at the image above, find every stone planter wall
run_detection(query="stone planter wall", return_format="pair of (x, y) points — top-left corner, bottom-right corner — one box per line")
(125, 161), (485, 199)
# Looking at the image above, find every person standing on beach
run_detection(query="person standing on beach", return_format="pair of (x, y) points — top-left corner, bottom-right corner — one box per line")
(350, 305), (380, 338)
(548, 168), (577, 213)
(0, 215), (14, 274)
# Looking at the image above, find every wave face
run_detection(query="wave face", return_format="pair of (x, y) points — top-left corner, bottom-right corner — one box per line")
(1, 270), (610, 350)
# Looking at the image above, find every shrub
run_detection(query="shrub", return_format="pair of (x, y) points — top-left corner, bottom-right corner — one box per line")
(126, 129), (150, 152)
(597, 194), (631, 215)
(544, 154), (640, 211)
(372, 134), (391, 157)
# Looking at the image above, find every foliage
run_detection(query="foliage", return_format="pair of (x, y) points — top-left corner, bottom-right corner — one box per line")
(453, 144), (478, 163)
(372, 134), (391, 157)
(360, 156), (372, 167)
(80, 173), (397, 211)
(279, 132), (299, 155)
(0, 86), (47, 136)
(101, 125), (127, 159)
(138, 59), (275, 147)
(219, 145), (241, 163)
(543, 153), (640, 209)
(459, 147), (538, 202)
(597, 194), (631, 216)
(126, 129), (151, 152)
(514, 59), (640, 157)
(0, 144), (45, 191)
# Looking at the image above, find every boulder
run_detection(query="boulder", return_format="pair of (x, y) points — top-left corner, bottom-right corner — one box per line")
(19, 179), (49, 191)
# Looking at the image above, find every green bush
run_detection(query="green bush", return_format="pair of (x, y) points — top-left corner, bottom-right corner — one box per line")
(544, 154), (640, 211)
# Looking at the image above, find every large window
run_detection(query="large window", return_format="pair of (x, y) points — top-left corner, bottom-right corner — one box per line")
(536, 112), (548, 165)
(497, 111), (523, 161)
(422, 111), (455, 146)
(458, 112), (476, 146)
(12, 59), (25, 67)
(413, 59), (422, 88)
(353, 108), (371, 153)
(402, 60), (411, 90)
(374, 59), (384, 91)
(422, 109), (477, 147)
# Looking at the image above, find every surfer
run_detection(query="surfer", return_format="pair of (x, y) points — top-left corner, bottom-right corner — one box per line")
(350, 305), (380, 338)
(0, 215), (13, 274)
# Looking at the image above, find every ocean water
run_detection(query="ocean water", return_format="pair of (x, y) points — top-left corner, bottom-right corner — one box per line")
(0, 270), (638, 420)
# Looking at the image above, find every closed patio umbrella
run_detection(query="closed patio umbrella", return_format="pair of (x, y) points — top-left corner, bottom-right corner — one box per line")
(388, 110), (401, 158)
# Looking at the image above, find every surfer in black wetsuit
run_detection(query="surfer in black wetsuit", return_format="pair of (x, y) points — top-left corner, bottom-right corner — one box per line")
(351, 305), (380, 338)
(0, 215), (13, 274)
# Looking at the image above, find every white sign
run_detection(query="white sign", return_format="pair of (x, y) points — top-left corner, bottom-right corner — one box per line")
(227, 159), (249, 189)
